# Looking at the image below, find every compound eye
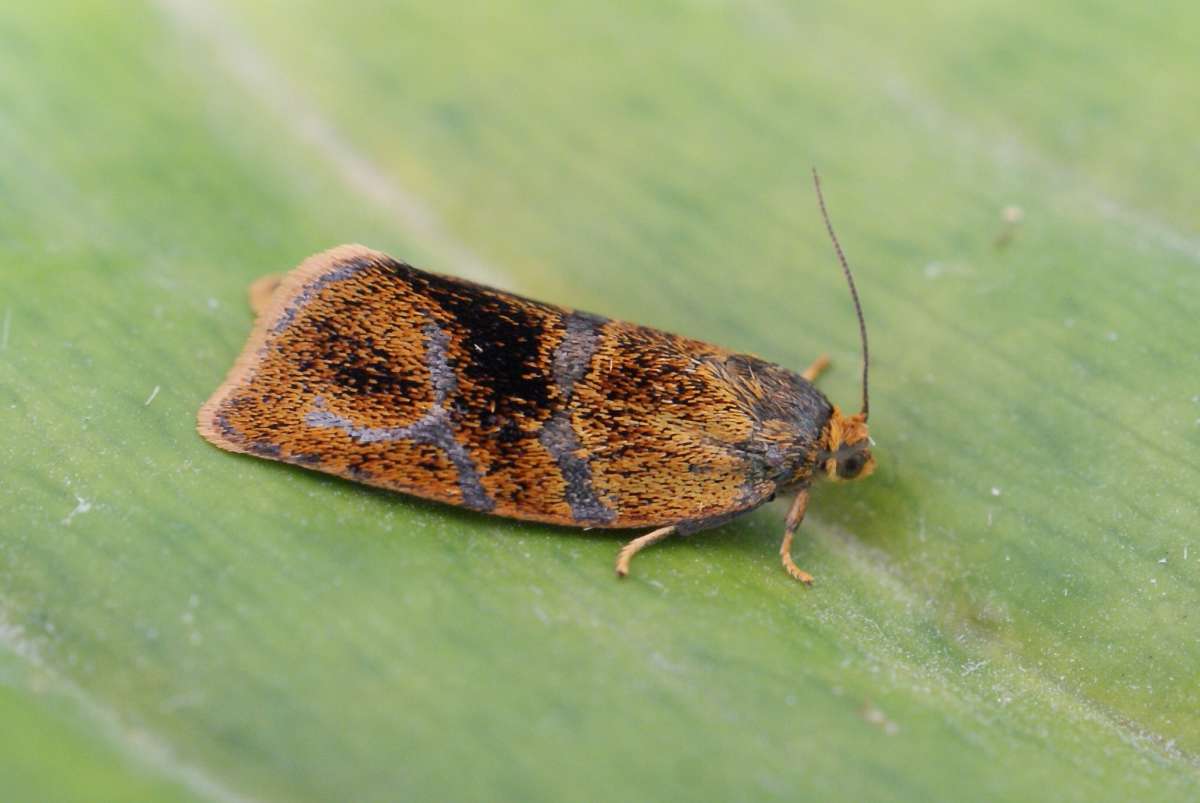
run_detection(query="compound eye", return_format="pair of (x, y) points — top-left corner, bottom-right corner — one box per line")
(837, 451), (866, 479)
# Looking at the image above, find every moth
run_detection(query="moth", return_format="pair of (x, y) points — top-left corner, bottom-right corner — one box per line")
(198, 170), (875, 584)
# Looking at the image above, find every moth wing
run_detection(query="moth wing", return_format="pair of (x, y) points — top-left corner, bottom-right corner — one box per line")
(200, 245), (793, 530)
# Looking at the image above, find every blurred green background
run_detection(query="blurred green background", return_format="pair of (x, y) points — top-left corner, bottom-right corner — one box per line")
(2, 2), (1197, 801)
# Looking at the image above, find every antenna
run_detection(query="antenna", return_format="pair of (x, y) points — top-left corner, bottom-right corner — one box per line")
(811, 167), (869, 420)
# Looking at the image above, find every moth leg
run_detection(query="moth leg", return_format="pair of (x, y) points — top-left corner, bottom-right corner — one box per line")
(801, 354), (831, 383)
(615, 525), (678, 578)
(248, 273), (285, 317)
(780, 490), (814, 586)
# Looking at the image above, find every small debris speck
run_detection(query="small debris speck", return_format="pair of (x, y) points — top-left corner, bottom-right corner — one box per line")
(991, 487), (1002, 497)
(859, 701), (900, 735)
(62, 495), (92, 526)
(144, 385), (161, 406)
(994, 206), (1024, 248)
(962, 659), (989, 676)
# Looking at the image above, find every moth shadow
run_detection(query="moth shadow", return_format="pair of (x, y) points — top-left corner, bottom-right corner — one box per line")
(298, 467), (634, 547)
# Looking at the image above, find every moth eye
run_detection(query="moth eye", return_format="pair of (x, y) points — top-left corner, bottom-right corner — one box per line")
(838, 452), (866, 479)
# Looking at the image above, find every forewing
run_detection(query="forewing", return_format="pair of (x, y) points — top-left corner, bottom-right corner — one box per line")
(199, 246), (776, 528)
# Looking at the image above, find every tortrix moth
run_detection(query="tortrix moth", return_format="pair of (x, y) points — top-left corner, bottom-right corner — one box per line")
(198, 170), (875, 584)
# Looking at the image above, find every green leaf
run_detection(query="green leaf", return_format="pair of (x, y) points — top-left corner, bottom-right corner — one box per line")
(2, 1), (1197, 800)
(0, 651), (207, 803)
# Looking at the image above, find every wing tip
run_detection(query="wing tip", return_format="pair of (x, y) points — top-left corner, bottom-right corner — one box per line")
(196, 244), (386, 455)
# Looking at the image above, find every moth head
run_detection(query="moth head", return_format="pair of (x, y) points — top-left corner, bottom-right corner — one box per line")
(818, 406), (875, 482)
